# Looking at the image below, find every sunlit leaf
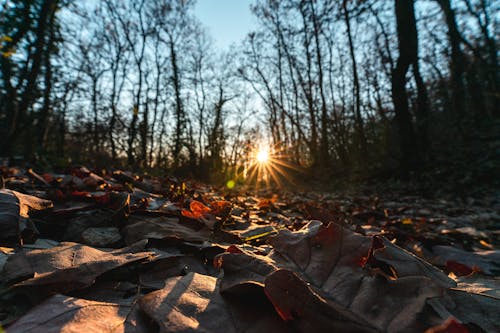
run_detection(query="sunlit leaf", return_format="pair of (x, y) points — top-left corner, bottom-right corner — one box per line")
(402, 218), (412, 225)
(210, 200), (232, 215)
(181, 200), (211, 220)
(6, 294), (143, 333)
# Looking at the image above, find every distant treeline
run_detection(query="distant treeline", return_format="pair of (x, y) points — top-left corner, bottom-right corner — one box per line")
(0, 0), (498, 182)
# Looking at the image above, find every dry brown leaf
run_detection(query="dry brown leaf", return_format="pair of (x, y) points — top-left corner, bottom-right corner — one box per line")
(7, 294), (150, 333)
(270, 221), (453, 332)
(365, 236), (455, 288)
(138, 272), (288, 333)
(214, 246), (278, 293)
(139, 255), (218, 290)
(430, 245), (500, 276)
(123, 216), (211, 245)
(443, 289), (500, 332)
(217, 221), (453, 332)
(210, 200), (232, 216)
(264, 269), (379, 332)
(0, 189), (53, 243)
(2, 241), (152, 293)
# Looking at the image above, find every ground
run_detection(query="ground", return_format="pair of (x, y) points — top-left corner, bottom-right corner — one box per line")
(0, 166), (499, 332)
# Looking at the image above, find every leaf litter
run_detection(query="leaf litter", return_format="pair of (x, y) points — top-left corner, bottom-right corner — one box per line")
(0, 165), (499, 332)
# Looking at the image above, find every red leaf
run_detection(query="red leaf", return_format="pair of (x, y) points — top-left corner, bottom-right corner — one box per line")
(210, 200), (232, 215)
(191, 200), (210, 213)
(181, 209), (198, 219)
(42, 173), (54, 183)
(71, 191), (91, 199)
(445, 261), (480, 276)
(226, 245), (244, 254)
(181, 200), (211, 220)
(258, 196), (277, 209)
(425, 318), (469, 333)
(93, 192), (110, 205)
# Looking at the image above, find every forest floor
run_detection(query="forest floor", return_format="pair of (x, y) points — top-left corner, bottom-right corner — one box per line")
(0, 166), (499, 332)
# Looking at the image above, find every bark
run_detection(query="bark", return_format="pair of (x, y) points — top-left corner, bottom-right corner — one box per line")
(343, 0), (367, 156)
(170, 34), (184, 169)
(310, 0), (330, 167)
(91, 77), (99, 154)
(391, 0), (418, 174)
(119, 0), (147, 167)
(139, 86), (150, 168)
(299, 4), (319, 166)
(37, 9), (55, 154)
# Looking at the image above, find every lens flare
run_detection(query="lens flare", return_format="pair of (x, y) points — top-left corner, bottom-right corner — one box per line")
(243, 142), (301, 189)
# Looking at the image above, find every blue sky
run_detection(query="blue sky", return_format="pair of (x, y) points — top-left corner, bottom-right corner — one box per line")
(194, 0), (257, 50)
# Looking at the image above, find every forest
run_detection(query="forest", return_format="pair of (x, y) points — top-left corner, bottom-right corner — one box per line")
(0, 0), (499, 332)
(0, 0), (497, 185)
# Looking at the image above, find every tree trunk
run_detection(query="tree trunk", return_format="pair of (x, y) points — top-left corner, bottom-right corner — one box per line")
(170, 35), (184, 169)
(343, 0), (367, 157)
(310, 0), (330, 167)
(391, 0), (418, 175)
(92, 77), (99, 154)
(299, 4), (318, 166)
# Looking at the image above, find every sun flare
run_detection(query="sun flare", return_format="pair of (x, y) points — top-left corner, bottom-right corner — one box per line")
(256, 148), (269, 164)
(240, 142), (300, 189)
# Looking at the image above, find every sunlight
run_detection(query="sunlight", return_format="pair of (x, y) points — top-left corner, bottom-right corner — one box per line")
(241, 142), (300, 190)
(256, 148), (269, 164)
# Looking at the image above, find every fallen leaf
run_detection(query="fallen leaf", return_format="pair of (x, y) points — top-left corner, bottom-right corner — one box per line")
(364, 236), (455, 287)
(62, 210), (118, 242)
(218, 221), (452, 332)
(81, 227), (122, 247)
(27, 169), (50, 187)
(442, 289), (500, 332)
(215, 247), (277, 293)
(0, 189), (53, 245)
(402, 218), (412, 225)
(454, 274), (500, 297)
(123, 216), (211, 245)
(445, 260), (478, 276)
(6, 294), (150, 333)
(2, 241), (152, 294)
(424, 318), (470, 333)
(0, 246), (14, 272)
(22, 238), (59, 250)
(431, 245), (500, 275)
(181, 200), (217, 229)
(240, 225), (277, 242)
(264, 269), (378, 332)
(257, 197), (277, 209)
(210, 200), (232, 216)
(138, 272), (287, 333)
(139, 255), (217, 290)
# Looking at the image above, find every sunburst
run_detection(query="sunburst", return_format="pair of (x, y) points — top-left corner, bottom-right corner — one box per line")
(244, 142), (300, 189)
(256, 147), (269, 164)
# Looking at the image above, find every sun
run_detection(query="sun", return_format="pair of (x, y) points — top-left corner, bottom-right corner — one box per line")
(256, 148), (269, 164)
(242, 142), (299, 189)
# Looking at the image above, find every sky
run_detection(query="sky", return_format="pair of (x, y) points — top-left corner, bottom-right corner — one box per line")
(194, 0), (257, 50)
